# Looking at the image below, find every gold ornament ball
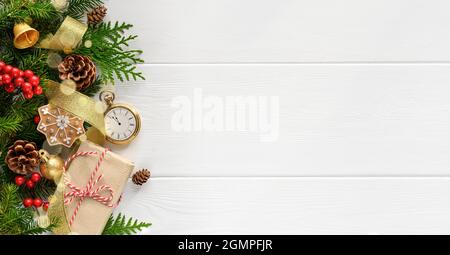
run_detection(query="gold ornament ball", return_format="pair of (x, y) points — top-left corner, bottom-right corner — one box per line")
(47, 156), (64, 181)
(39, 150), (64, 182)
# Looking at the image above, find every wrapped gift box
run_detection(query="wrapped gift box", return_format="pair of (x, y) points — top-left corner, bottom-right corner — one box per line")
(61, 141), (134, 235)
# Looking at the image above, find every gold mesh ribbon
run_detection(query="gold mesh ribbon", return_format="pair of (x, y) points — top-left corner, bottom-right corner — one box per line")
(39, 16), (87, 53)
(45, 80), (106, 143)
(48, 178), (71, 234)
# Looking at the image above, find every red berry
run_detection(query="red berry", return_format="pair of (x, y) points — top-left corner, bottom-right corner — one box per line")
(33, 198), (43, 208)
(33, 85), (43, 95)
(23, 70), (34, 78)
(3, 65), (13, 74)
(19, 70), (24, 77)
(15, 176), (26, 186)
(34, 115), (40, 124)
(43, 202), (49, 211)
(5, 84), (15, 93)
(30, 172), (41, 183)
(2, 74), (11, 84)
(11, 68), (20, 78)
(25, 179), (35, 189)
(23, 91), (34, 99)
(22, 82), (32, 92)
(0, 61), (5, 71)
(14, 77), (24, 87)
(23, 198), (33, 208)
(29, 76), (40, 87)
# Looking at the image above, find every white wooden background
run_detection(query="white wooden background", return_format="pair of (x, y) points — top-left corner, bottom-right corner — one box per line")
(105, 0), (450, 234)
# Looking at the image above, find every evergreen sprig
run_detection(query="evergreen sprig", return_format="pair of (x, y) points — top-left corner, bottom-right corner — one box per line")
(76, 21), (145, 83)
(65, 0), (104, 20)
(24, 1), (58, 21)
(102, 213), (151, 235)
(0, 115), (22, 137)
(0, 183), (56, 235)
(0, 0), (58, 29)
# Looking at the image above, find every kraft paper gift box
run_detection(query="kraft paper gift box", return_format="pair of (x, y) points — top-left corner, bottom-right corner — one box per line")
(60, 141), (134, 235)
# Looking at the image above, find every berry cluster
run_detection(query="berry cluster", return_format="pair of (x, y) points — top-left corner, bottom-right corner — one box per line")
(15, 173), (49, 210)
(0, 61), (43, 99)
(15, 172), (41, 189)
(23, 197), (49, 210)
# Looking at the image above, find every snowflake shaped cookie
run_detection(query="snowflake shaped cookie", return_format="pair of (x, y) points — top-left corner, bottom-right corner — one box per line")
(37, 104), (86, 148)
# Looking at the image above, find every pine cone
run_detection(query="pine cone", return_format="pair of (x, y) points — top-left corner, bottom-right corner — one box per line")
(87, 5), (107, 25)
(58, 55), (97, 91)
(132, 169), (151, 185)
(5, 140), (40, 175)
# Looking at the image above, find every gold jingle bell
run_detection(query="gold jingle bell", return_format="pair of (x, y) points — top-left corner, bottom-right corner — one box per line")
(39, 150), (64, 182)
(13, 23), (40, 49)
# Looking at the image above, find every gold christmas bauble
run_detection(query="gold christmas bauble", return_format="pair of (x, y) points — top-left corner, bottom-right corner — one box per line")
(39, 150), (64, 182)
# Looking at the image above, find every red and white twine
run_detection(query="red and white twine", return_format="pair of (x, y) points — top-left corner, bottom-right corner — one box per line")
(63, 148), (118, 227)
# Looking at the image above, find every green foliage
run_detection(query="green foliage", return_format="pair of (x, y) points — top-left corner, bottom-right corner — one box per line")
(0, 93), (46, 150)
(9, 96), (45, 120)
(102, 213), (151, 235)
(76, 22), (145, 83)
(0, 183), (56, 235)
(0, 0), (58, 30)
(65, 0), (104, 20)
(0, 0), (149, 235)
(0, 115), (22, 138)
(17, 49), (54, 79)
(80, 77), (104, 97)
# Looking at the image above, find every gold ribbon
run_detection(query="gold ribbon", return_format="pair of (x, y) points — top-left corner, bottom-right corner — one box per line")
(39, 16), (87, 53)
(45, 80), (106, 144)
(48, 179), (72, 235)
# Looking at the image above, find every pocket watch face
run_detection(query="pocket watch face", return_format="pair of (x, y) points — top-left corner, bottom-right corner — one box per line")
(105, 104), (140, 144)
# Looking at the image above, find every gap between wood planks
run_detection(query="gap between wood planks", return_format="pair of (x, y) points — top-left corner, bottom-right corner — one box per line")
(146, 176), (450, 179)
(137, 61), (450, 65)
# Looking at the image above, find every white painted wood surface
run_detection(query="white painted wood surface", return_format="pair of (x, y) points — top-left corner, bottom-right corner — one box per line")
(118, 178), (450, 235)
(106, 0), (450, 234)
(108, 0), (450, 63)
(114, 65), (450, 177)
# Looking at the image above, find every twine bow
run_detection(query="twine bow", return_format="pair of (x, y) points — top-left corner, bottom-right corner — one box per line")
(63, 148), (117, 226)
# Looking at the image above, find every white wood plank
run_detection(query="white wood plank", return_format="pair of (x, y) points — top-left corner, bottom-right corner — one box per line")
(112, 64), (450, 176)
(118, 177), (450, 234)
(108, 0), (450, 63)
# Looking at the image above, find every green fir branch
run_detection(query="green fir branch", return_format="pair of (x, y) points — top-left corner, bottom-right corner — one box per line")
(25, 1), (58, 21)
(0, 115), (22, 137)
(0, 30), (19, 63)
(10, 96), (45, 120)
(75, 21), (145, 84)
(0, 0), (58, 29)
(0, 184), (56, 235)
(65, 0), (104, 20)
(102, 213), (151, 235)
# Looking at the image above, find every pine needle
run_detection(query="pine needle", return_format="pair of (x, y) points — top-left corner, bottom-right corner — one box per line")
(75, 21), (145, 84)
(65, 0), (104, 20)
(0, 184), (56, 235)
(102, 213), (151, 235)
(0, 115), (22, 137)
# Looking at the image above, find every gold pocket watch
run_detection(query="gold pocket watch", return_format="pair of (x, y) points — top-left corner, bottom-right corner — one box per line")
(100, 91), (141, 145)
